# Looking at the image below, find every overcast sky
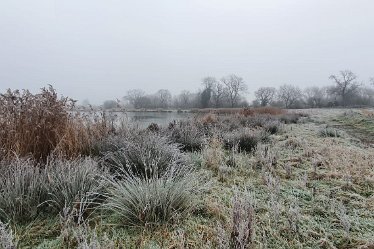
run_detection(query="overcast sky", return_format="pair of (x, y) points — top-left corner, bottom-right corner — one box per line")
(0, 0), (373, 104)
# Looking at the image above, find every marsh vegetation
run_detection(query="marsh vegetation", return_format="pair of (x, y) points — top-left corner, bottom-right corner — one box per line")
(1, 87), (374, 248)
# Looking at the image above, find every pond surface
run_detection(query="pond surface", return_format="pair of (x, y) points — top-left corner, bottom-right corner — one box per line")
(124, 111), (193, 128)
(74, 110), (201, 128)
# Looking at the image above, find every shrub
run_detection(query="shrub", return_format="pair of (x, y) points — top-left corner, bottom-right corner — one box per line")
(102, 131), (187, 178)
(219, 116), (242, 131)
(88, 128), (133, 157)
(44, 158), (105, 214)
(0, 158), (48, 223)
(285, 137), (303, 149)
(279, 114), (300, 124)
(104, 164), (204, 227)
(246, 115), (269, 128)
(319, 127), (340, 137)
(263, 120), (282, 134)
(167, 120), (206, 152)
(147, 123), (160, 132)
(201, 113), (218, 125)
(223, 130), (260, 153)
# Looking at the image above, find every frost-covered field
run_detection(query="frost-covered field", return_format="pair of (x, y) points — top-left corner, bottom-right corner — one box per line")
(1, 89), (373, 249)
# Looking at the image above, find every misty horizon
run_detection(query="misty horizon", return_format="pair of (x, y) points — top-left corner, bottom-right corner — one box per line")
(1, 0), (373, 104)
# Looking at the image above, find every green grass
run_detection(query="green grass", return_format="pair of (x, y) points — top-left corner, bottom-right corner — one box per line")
(333, 111), (374, 144)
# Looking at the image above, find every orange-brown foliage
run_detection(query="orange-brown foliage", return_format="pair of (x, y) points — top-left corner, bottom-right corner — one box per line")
(192, 107), (285, 116)
(240, 107), (286, 116)
(0, 86), (110, 161)
(362, 109), (374, 118)
(201, 113), (218, 125)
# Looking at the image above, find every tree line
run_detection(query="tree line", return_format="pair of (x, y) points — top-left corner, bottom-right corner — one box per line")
(254, 70), (374, 108)
(96, 70), (374, 110)
(101, 74), (249, 110)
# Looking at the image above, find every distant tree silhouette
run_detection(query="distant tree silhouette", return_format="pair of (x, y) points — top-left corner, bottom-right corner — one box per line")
(329, 70), (359, 106)
(255, 87), (276, 106)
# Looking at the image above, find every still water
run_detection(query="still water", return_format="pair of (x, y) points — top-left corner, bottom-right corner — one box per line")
(105, 111), (194, 128)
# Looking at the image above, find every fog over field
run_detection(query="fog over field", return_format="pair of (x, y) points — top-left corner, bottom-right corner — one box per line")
(2, 2), (374, 247)
(1, 0), (374, 103)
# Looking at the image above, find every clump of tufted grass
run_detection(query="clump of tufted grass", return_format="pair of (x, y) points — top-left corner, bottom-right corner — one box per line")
(0, 157), (104, 224)
(319, 127), (340, 137)
(0, 158), (48, 223)
(167, 120), (206, 152)
(101, 130), (188, 178)
(223, 129), (262, 153)
(104, 162), (205, 227)
(44, 157), (105, 215)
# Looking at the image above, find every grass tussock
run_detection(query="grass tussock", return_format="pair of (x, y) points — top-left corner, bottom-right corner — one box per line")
(223, 129), (263, 153)
(167, 120), (206, 152)
(319, 127), (340, 137)
(0, 156), (104, 224)
(104, 162), (205, 227)
(45, 157), (105, 215)
(0, 158), (47, 223)
(102, 131), (187, 178)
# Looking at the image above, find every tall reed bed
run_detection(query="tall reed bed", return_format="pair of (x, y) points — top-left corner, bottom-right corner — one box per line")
(0, 86), (111, 161)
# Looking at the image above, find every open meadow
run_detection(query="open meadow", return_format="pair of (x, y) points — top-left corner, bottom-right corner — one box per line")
(1, 88), (374, 249)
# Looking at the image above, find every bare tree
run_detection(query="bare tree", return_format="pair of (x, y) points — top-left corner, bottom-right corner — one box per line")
(304, 87), (326, 108)
(202, 77), (217, 90)
(221, 74), (247, 107)
(370, 77), (374, 86)
(212, 81), (226, 108)
(157, 89), (172, 108)
(179, 90), (191, 108)
(124, 89), (145, 108)
(200, 77), (217, 108)
(278, 84), (302, 108)
(329, 70), (360, 106)
(355, 86), (374, 106)
(254, 87), (276, 106)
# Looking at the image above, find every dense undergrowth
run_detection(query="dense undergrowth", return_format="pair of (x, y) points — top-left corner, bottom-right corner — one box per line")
(1, 87), (373, 248)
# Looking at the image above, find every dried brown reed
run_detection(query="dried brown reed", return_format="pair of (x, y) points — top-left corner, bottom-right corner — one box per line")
(240, 107), (286, 116)
(201, 113), (218, 125)
(361, 109), (374, 118)
(0, 86), (110, 161)
(0, 86), (72, 161)
(55, 112), (111, 158)
(191, 107), (285, 116)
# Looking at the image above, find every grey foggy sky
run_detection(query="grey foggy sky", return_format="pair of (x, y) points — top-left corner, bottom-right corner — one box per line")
(0, 0), (373, 104)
